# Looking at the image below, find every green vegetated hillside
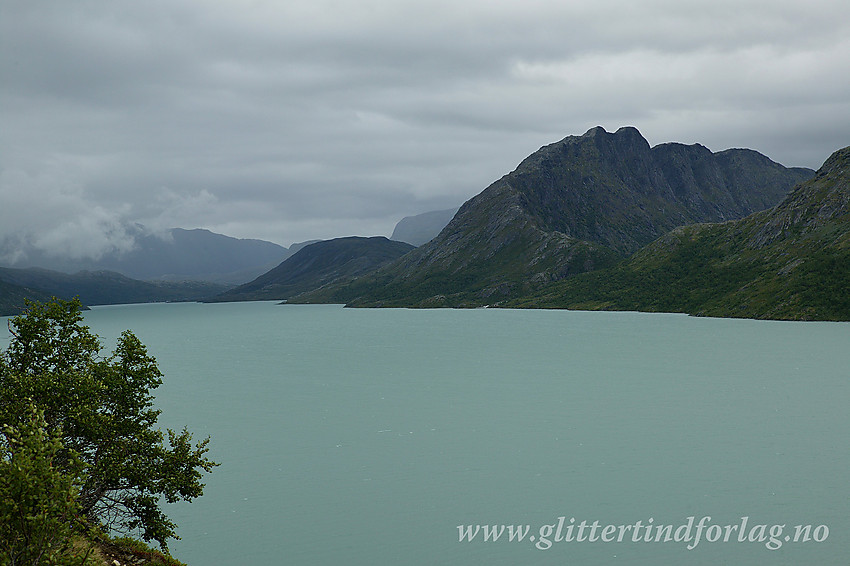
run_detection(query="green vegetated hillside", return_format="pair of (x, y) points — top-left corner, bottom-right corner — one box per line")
(510, 145), (850, 320)
(0, 267), (228, 316)
(294, 126), (813, 308)
(0, 279), (54, 316)
(208, 236), (415, 302)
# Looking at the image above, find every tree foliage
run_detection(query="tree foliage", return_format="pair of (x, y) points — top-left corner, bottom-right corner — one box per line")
(0, 298), (217, 550)
(0, 404), (86, 566)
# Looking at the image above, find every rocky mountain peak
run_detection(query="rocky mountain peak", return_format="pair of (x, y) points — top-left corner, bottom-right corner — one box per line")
(300, 127), (814, 308)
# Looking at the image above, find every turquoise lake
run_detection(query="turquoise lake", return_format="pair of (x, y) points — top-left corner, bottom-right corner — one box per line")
(3, 301), (848, 564)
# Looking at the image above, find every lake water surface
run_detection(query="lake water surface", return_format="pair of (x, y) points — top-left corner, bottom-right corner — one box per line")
(3, 302), (848, 565)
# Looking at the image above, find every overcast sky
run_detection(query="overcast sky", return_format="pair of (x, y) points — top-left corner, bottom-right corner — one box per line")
(1, 0), (849, 260)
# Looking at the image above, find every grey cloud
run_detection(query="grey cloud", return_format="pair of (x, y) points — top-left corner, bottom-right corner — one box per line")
(1, 0), (848, 257)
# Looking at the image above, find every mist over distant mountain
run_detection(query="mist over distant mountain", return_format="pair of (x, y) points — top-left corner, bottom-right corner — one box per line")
(390, 208), (459, 246)
(0, 226), (291, 284)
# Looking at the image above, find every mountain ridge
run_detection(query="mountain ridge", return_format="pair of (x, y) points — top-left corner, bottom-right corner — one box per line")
(293, 126), (813, 307)
(509, 145), (850, 320)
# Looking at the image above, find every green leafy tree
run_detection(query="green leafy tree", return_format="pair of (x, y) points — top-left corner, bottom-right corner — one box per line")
(0, 298), (217, 550)
(0, 404), (87, 566)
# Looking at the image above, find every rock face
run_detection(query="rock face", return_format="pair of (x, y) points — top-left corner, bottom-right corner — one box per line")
(209, 236), (415, 302)
(486, 126), (812, 255)
(300, 126), (813, 307)
(518, 145), (850, 320)
(745, 147), (850, 248)
(390, 208), (459, 246)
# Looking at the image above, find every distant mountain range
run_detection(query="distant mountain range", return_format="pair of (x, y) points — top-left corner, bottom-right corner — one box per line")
(0, 221), (416, 314)
(4, 126), (845, 321)
(294, 126), (815, 308)
(207, 237), (415, 302)
(0, 227), (303, 315)
(0, 227), (296, 284)
(0, 227), (312, 315)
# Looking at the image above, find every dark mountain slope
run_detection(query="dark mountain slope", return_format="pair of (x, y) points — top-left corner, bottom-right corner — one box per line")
(0, 267), (227, 311)
(209, 236), (415, 302)
(0, 279), (54, 316)
(513, 145), (850, 320)
(295, 126), (812, 307)
(496, 126), (812, 255)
